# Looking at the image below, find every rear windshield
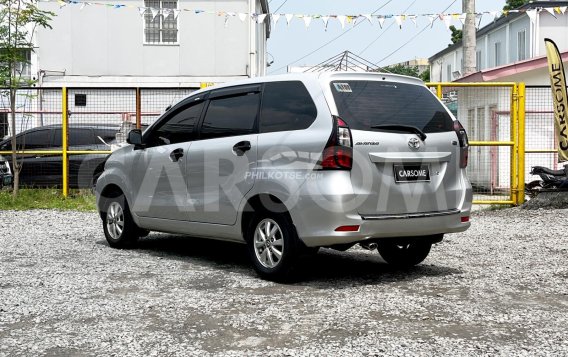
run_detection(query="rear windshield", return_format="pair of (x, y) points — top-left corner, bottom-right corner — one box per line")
(330, 80), (453, 133)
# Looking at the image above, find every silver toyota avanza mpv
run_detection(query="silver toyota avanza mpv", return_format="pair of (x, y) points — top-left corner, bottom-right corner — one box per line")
(96, 72), (472, 280)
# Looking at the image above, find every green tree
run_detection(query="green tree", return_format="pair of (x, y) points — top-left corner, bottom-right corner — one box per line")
(0, 0), (54, 196)
(503, 0), (530, 11)
(420, 67), (430, 82)
(382, 64), (420, 78)
(449, 25), (462, 46)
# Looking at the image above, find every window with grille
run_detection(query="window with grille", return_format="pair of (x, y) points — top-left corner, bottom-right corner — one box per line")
(144, 0), (178, 44)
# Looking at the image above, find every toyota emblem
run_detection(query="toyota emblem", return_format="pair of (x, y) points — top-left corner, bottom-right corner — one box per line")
(408, 137), (421, 150)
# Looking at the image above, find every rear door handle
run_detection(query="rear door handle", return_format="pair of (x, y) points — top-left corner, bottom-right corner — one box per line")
(169, 148), (184, 162)
(233, 141), (251, 156)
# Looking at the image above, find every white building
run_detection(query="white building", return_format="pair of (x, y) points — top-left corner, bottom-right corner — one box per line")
(34, 0), (270, 88)
(428, 1), (568, 192)
(429, 1), (568, 83)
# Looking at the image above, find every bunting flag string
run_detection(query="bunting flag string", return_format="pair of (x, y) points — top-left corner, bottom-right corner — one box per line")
(46, 1), (567, 32)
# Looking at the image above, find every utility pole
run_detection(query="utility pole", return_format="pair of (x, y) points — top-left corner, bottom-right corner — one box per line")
(462, 0), (477, 76)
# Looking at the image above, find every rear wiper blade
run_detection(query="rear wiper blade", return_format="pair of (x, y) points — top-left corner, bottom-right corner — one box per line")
(370, 124), (427, 141)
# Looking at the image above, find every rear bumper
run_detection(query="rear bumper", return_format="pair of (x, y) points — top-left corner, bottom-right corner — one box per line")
(288, 171), (472, 247)
(297, 209), (470, 247)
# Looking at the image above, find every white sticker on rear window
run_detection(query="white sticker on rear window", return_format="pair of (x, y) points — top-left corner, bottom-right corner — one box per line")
(333, 83), (352, 93)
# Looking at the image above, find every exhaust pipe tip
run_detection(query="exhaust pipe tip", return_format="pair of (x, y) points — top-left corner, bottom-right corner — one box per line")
(360, 242), (378, 251)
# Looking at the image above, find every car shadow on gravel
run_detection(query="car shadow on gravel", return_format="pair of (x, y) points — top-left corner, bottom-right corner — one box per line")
(97, 234), (463, 286)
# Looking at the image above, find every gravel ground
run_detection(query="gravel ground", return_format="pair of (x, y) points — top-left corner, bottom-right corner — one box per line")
(1, 208), (567, 356)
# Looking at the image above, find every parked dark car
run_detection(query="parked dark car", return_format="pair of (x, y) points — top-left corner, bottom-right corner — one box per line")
(0, 154), (13, 188)
(0, 124), (119, 188)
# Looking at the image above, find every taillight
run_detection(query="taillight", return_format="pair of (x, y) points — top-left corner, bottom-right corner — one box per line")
(454, 120), (469, 168)
(320, 116), (353, 170)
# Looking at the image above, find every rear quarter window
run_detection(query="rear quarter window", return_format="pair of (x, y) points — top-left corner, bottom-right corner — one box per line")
(260, 81), (317, 133)
(330, 80), (453, 133)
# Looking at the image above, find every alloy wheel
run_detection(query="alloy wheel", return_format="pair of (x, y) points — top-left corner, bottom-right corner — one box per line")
(106, 201), (125, 240)
(253, 218), (285, 269)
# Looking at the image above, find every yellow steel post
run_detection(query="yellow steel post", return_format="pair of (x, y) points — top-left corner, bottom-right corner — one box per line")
(517, 83), (526, 204)
(510, 85), (519, 205)
(62, 87), (69, 198)
(436, 84), (442, 99)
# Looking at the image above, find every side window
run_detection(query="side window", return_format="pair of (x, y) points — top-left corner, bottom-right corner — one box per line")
(146, 101), (204, 146)
(69, 128), (95, 146)
(200, 93), (260, 140)
(260, 81), (317, 133)
(17, 130), (51, 149)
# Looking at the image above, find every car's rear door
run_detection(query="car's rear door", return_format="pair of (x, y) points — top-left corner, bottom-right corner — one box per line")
(325, 76), (464, 216)
(185, 85), (260, 225)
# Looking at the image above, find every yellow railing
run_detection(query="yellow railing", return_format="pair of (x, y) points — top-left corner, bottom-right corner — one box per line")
(428, 82), (526, 206)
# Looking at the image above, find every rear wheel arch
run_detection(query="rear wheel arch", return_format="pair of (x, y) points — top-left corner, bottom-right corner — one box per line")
(241, 194), (291, 242)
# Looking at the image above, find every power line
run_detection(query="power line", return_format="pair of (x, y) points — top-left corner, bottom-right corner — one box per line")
(373, 0), (458, 66)
(268, 0), (394, 74)
(273, 0), (289, 14)
(358, 0), (418, 56)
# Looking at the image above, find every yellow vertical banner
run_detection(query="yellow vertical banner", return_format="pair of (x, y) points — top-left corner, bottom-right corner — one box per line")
(544, 38), (568, 162)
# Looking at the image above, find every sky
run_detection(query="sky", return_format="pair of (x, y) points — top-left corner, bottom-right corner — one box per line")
(266, 0), (507, 74)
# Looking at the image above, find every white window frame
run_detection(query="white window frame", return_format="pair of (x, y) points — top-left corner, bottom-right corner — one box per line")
(476, 50), (482, 72)
(446, 64), (452, 82)
(517, 29), (526, 61)
(494, 42), (502, 67)
(143, 0), (179, 45)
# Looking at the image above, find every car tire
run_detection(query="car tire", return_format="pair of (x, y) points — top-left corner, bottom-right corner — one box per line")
(377, 241), (432, 268)
(101, 194), (140, 248)
(246, 211), (301, 281)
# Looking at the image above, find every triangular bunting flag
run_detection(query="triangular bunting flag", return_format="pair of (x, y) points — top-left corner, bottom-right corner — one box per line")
(475, 13), (483, 29)
(394, 15), (403, 29)
(378, 16), (385, 29)
(138, 7), (146, 16)
(544, 7), (557, 18)
(256, 14), (267, 23)
(151, 8), (159, 21)
(337, 15), (346, 29)
(443, 14), (452, 29)
(285, 14), (294, 26)
(408, 15), (417, 27)
(173, 9), (180, 19)
(162, 9), (172, 18)
(560, 6), (568, 14)
(429, 14), (437, 28)
(458, 13), (466, 25)
(80, 2), (87, 10)
(526, 9), (538, 24)
(321, 15), (330, 29)
(272, 14), (280, 25)
(238, 13), (247, 22)
(303, 16), (312, 28)
(363, 14), (373, 25)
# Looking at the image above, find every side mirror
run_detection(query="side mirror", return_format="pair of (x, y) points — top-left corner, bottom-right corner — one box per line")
(127, 129), (143, 148)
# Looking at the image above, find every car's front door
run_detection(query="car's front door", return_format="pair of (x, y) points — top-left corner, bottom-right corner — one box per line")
(186, 86), (260, 225)
(130, 99), (205, 221)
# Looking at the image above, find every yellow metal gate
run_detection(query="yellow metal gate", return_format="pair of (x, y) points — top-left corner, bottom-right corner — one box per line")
(428, 82), (525, 205)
